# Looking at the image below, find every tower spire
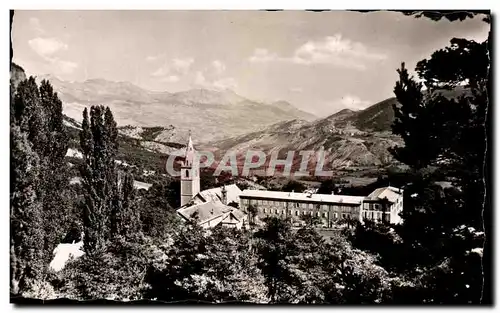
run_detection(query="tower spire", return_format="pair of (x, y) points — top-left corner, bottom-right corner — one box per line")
(185, 131), (194, 166)
(180, 132), (200, 207)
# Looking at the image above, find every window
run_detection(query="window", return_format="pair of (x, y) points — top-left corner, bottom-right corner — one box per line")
(263, 208), (266, 214)
(316, 212), (320, 217)
(295, 202), (299, 208)
(342, 213), (346, 219)
(301, 203), (307, 209)
(322, 212), (327, 218)
(288, 210), (292, 215)
(334, 213), (338, 219)
(275, 209), (279, 214)
(295, 211), (298, 216)
(185, 170), (189, 177)
(309, 203), (313, 209)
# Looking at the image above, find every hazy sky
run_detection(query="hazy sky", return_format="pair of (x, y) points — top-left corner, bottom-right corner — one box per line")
(12, 10), (490, 117)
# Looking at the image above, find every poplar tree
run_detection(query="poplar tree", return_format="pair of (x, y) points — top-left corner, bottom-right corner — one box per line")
(10, 125), (44, 294)
(80, 105), (138, 255)
(80, 106), (110, 256)
(38, 79), (70, 262)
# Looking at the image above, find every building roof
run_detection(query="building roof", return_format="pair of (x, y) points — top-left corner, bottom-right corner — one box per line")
(240, 189), (365, 205)
(177, 200), (233, 225)
(221, 208), (247, 224)
(197, 184), (242, 204)
(366, 186), (402, 203)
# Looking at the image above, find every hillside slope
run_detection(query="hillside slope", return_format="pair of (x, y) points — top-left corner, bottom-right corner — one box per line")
(204, 98), (403, 172)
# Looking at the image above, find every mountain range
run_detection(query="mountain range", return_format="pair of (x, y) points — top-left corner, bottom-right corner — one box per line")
(35, 74), (316, 143)
(202, 98), (403, 171)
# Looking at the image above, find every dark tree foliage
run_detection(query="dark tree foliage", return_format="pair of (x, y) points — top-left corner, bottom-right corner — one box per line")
(254, 217), (299, 303)
(58, 237), (151, 301)
(79, 105), (124, 256)
(316, 179), (336, 195)
(10, 125), (45, 295)
(10, 72), (70, 295)
(137, 179), (181, 238)
(110, 171), (140, 240)
(12, 77), (48, 151)
(379, 12), (490, 304)
(145, 222), (208, 302)
(281, 180), (307, 193)
(401, 11), (490, 23)
(246, 204), (258, 226)
(200, 226), (262, 302)
(38, 79), (71, 264)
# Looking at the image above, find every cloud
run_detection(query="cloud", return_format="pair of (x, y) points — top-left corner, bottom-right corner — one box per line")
(212, 77), (237, 90)
(146, 54), (165, 62)
(172, 58), (194, 74)
(194, 71), (207, 86)
(28, 37), (78, 74)
(249, 34), (387, 70)
(151, 66), (169, 77)
(290, 87), (303, 93)
(28, 37), (68, 57)
(151, 57), (194, 78)
(212, 60), (226, 75)
(161, 75), (180, 83)
(54, 59), (79, 73)
(194, 71), (237, 90)
(249, 48), (279, 63)
(29, 17), (45, 35)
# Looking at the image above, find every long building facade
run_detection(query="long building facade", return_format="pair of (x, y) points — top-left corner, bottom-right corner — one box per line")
(239, 187), (403, 226)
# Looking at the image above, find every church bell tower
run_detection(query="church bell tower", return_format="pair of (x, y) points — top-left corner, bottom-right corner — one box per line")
(180, 134), (200, 207)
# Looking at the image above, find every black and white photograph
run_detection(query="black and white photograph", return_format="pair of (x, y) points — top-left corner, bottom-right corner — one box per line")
(8, 8), (492, 305)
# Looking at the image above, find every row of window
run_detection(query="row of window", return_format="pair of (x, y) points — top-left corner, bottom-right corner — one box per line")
(241, 198), (355, 211)
(256, 207), (355, 220)
(364, 203), (397, 212)
(253, 206), (392, 221)
(363, 211), (388, 220)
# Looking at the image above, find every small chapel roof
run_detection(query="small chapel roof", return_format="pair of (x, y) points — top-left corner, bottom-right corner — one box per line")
(177, 201), (233, 225)
(197, 184), (242, 205)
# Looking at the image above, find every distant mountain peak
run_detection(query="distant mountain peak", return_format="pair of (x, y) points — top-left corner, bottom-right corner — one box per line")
(335, 108), (356, 115)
